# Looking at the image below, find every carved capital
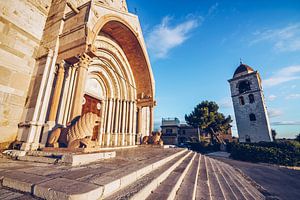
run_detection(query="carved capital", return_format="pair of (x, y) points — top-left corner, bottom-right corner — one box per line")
(78, 53), (92, 69)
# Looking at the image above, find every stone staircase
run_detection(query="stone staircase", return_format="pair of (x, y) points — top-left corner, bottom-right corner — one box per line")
(0, 147), (265, 200)
(105, 151), (265, 200)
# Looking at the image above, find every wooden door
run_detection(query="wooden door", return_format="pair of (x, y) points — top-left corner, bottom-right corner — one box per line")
(81, 94), (101, 140)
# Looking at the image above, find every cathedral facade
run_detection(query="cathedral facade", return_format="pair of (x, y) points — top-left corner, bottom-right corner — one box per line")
(228, 63), (272, 143)
(0, 0), (155, 150)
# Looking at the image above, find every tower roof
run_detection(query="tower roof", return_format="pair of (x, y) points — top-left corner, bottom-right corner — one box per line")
(233, 63), (254, 78)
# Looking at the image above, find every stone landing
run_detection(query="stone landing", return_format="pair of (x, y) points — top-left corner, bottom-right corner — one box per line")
(0, 147), (265, 200)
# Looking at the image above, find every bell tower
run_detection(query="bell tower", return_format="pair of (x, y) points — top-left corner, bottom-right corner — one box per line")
(228, 63), (272, 142)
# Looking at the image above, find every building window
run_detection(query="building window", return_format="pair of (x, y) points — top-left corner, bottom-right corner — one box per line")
(239, 96), (245, 105)
(238, 80), (251, 94)
(166, 129), (172, 134)
(249, 113), (256, 121)
(249, 94), (255, 103)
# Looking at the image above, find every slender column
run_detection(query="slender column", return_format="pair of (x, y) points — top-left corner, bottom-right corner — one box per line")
(98, 100), (106, 146)
(110, 99), (116, 133)
(57, 66), (70, 125)
(110, 99), (116, 146)
(128, 101), (134, 145)
(121, 100), (127, 146)
(48, 61), (65, 122)
(137, 106), (142, 144)
(70, 54), (91, 119)
(105, 98), (113, 146)
(132, 102), (137, 145)
(63, 66), (76, 125)
(149, 106), (154, 133)
(117, 99), (122, 145)
(124, 101), (130, 145)
(114, 99), (120, 146)
(102, 99), (108, 133)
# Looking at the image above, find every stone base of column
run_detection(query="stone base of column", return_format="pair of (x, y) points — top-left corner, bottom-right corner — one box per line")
(104, 134), (110, 147)
(120, 133), (125, 146)
(20, 142), (39, 151)
(136, 133), (142, 145)
(125, 134), (132, 146)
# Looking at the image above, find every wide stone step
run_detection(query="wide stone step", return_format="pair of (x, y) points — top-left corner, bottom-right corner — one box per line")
(175, 154), (200, 200)
(196, 155), (211, 200)
(0, 148), (188, 200)
(209, 158), (239, 200)
(214, 159), (264, 200)
(206, 157), (226, 200)
(146, 152), (196, 200)
(105, 151), (193, 200)
(17, 155), (59, 164)
(212, 159), (246, 200)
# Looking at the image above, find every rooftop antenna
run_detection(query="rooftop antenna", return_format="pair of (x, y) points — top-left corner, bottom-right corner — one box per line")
(134, 7), (138, 14)
(240, 58), (243, 64)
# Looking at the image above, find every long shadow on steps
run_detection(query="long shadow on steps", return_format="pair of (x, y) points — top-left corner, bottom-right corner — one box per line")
(146, 153), (196, 200)
(105, 151), (193, 200)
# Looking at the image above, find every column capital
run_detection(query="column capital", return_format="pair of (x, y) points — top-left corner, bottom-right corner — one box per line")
(77, 53), (92, 70)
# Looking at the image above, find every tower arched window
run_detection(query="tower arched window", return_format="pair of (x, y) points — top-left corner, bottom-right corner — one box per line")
(239, 96), (245, 105)
(238, 80), (251, 94)
(249, 113), (256, 121)
(248, 94), (255, 103)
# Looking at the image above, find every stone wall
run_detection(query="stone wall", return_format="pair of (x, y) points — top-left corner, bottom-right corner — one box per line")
(0, 0), (51, 148)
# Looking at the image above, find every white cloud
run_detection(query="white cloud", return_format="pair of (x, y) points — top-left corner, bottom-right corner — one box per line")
(207, 2), (219, 17)
(268, 108), (283, 118)
(263, 65), (300, 88)
(285, 93), (300, 100)
(251, 23), (300, 52)
(271, 121), (300, 126)
(267, 94), (277, 101)
(146, 16), (201, 58)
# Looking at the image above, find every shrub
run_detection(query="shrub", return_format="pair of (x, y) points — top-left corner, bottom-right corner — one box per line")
(229, 141), (300, 166)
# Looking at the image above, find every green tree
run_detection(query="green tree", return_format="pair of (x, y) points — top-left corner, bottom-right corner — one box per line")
(185, 101), (232, 144)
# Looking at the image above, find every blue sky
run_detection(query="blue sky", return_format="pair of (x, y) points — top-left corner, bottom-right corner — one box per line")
(127, 0), (300, 138)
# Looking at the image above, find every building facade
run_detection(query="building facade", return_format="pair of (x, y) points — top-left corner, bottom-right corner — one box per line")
(161, 118), (200, 145)
(228, 63), (272, 143)
(0, 0), (155, 150)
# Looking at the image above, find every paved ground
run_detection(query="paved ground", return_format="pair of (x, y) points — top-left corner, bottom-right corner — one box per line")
(211, 156), (300, 200)
(2, 147), (293, 200)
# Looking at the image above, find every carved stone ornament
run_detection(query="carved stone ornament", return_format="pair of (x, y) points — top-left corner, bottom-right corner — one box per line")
(47, 112), (101, 149)
(142, 131), (163, 146)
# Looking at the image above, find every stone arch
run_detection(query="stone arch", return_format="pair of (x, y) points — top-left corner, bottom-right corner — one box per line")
(94, 35), (136, 101)
(90, 15), (155, 100)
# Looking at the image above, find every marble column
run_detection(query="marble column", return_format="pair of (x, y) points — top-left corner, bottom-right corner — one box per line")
(70, 54), (91, 119)
(105, 98), (113, 146)
(62, 66), (76, 125)
(149, 106), (154, 133)
(128, 101), (134, 145)
(48, 61), (65, 122)
(98, 99), (106, 146)
(114, 99), (120, 146)
(121, 100), (127, 146)
(137, 106), (142, 144)
(117, 99), (123, 146)
(132, 102), (137, 145)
